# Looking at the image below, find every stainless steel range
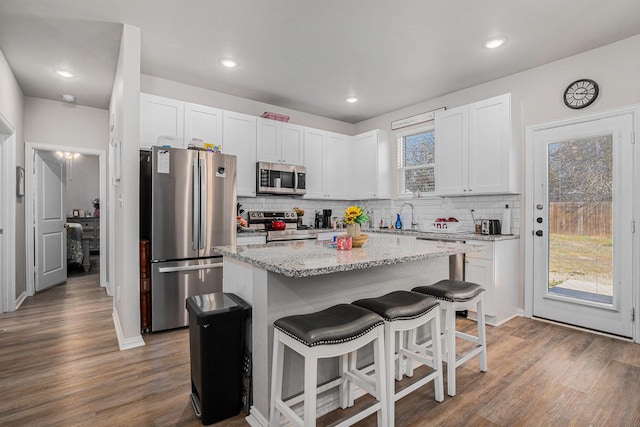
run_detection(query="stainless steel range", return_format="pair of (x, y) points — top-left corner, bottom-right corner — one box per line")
(248, 210), (318, 242)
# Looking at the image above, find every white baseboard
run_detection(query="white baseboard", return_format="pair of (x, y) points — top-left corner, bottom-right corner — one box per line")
(112, 309), (145, 350)
(14, 291), (27, 310)
(516, 308), (526, 317)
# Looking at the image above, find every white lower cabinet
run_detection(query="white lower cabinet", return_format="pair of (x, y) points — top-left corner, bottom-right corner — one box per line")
(465, 238), (519, 326)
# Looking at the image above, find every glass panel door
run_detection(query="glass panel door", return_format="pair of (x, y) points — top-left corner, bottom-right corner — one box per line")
(532, 113), (634, 337)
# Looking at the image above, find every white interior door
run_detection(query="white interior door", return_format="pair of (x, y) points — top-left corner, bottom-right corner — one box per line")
(532, 113), (634, 337)
(35, 151), (67, 292)
(0, 136), (4, 308)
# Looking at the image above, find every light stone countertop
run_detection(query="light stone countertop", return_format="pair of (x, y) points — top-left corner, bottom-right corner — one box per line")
(368, 228), (519, 242)
(215, 234), (483, 278)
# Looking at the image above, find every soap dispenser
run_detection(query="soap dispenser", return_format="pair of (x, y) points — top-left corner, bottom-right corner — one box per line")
(395, 213), (402, 230)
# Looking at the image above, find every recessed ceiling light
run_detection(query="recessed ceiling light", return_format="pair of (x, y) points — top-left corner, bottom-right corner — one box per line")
(56, 70), (75, 78)
(61, 94), (76, 103)
(346, 97), (358, 103)
(220, 58), (238, 68)
(484, 38), (506, 49)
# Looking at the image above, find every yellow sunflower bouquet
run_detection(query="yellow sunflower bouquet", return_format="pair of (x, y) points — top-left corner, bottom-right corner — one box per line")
(344, 205), (369, 224)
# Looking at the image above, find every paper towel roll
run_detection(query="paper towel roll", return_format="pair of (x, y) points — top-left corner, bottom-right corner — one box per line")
(501, 205), (511, 235)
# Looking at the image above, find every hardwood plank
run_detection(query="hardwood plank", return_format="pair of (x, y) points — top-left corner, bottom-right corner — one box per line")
(3, 266), (640, 426)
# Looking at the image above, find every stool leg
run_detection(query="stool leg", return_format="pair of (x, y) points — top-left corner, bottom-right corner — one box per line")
(384, 322), (395, 426)
(445, 305), (457, 397)
(396, 330), (405, 381)
(431, 309), (444, 402)
(405, 328), (416, 378)
(477, 295), (488, 372)
(303, 353), (318, 427)
(339, 351), (357, 408)
(269, 330), (285, 427)
(372, 326), (388, 427)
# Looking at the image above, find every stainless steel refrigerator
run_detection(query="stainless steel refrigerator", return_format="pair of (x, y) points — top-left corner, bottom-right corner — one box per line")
(140, 146), (237, 332)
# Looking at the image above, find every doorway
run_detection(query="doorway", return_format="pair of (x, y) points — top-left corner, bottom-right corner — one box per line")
(0, 114), (16, 313)
(527, 110), (636, 338)
(25, 143), (108, 297)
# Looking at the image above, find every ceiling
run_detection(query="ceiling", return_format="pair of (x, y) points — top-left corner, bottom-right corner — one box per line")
(1, 1), (640, 124)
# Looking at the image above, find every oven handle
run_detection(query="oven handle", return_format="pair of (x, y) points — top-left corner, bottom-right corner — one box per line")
(158, 262), (223, 273)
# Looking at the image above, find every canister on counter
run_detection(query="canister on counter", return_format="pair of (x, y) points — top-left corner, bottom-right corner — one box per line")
(337, 235), (352, 250)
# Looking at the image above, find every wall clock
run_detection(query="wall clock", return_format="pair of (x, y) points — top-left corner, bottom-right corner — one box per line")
(563, 79), (599, 109)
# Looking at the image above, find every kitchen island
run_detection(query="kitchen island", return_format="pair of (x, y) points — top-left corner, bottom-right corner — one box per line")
(215, 235), (481, 426)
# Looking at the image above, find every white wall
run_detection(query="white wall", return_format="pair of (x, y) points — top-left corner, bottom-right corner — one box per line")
(24, 97), (108, 149)
(65, 155), (100, 214)
(0, 48), (25, 308)
(110, 24), (143, 350)
(141, 74), (355, 135)
(353, 34), (640, 310)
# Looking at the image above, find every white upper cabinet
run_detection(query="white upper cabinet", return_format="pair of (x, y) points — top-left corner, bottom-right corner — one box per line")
(140, 94), (222, 150)
(140, 93), (184, 150)
(435, 106), (468, 194)
(324, 132), (352, 200)
(222, 111), (258, 197)
(435, 93), (514, 195)
(303, 129), (352, 200)
(184, 103), (223, 149)
(257, 119), (304, 165)
(352, 130), (391, 199)
(281, 123), (305, 165)
(303, 127), (326, 199)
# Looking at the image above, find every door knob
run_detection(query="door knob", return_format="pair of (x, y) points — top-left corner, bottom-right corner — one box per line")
(536, 217), (543, 223)
(535, 230), (543, 237)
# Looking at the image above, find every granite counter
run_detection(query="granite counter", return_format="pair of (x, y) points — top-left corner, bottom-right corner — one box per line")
(217, 235), (483, 425)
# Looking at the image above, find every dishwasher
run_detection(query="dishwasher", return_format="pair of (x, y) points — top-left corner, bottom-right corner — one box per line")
(416, 236), (467, 316)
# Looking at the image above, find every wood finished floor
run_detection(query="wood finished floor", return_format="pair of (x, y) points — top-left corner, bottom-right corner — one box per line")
(2, 262), (640, 426)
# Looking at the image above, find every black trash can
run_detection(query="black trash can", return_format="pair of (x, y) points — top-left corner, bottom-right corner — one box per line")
(186, 292), (251, 425)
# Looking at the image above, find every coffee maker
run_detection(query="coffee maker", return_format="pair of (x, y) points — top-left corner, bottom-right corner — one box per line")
(321, 209), (332, 229)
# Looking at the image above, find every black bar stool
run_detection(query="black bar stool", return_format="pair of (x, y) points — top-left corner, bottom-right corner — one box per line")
(270, 304), (388, 427)
(412, 279), (487, 396)
(353, 290), (444, 425)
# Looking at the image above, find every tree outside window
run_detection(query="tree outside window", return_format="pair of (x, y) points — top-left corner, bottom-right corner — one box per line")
(397, 127), (435, 196)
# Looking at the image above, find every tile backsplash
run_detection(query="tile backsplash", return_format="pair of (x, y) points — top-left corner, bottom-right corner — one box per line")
(238, 194), (520, 235)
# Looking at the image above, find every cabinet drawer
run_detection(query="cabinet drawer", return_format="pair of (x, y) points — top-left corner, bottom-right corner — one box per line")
(465, 240), (493, 260)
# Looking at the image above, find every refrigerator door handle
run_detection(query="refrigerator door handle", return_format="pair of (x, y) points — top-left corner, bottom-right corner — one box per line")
(157, 262), (223, 273)
(192, 158), (199, 250)
(199, 157), (206, 250)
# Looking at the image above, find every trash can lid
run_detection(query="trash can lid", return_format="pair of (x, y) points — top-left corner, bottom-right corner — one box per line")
(186, 292), (249, 323)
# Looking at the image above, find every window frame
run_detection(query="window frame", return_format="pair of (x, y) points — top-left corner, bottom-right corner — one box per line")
(396, 124), (436, 198)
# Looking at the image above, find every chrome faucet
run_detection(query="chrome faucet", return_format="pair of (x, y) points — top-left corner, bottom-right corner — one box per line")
(399, 202), (417, 230)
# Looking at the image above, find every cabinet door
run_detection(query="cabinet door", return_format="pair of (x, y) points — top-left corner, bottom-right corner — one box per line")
(303, 127), (326, 199)
(140, 93), (184, 150)
(184, 103), (223, 149)
(256, 118), (282, 163)
(223, 111), (257, 197)
(281, 123), (304, 165)
(353, 130), (378, 199)
(435, 106), (468, 194)
(465, 256), (495, 316)
(325, 132), (351, 199)
(469, 94), (511, 193)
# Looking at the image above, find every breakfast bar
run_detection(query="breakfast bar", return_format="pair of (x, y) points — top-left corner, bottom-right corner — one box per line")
(215, 235), (481, 426)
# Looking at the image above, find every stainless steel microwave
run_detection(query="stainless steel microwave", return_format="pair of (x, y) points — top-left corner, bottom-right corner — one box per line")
(256, 162), (307, 195)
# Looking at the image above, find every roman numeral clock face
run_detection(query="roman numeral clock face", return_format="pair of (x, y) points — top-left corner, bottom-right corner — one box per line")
(563, 79), (599, 109)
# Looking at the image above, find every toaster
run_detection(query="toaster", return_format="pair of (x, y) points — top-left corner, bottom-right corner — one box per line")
(481, 219), (501, 235)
